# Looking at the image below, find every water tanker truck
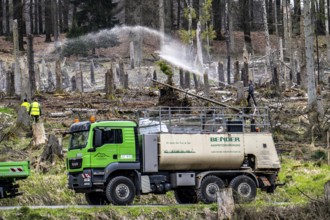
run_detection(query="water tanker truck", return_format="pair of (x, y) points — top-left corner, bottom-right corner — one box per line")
(65, 107), (281, 205)
(0, 161), (30, 199)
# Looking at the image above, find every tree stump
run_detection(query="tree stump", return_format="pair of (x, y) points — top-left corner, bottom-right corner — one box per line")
(235, 81), (245, 104)
(217, 188), (235, 220)
(32, 123), (47, 146)
(17, 106), (31, 130)
(324, 180), (330, 202)
(40, 134), (63, 165)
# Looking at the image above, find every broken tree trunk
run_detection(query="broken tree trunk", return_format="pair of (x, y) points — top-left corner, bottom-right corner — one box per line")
(217, 188), (235, 220)
(6, 65), (15, 96)
(90, 59), (95, 84)
(17, 106), (31, 129)
(236, 81), (245, 105)
(234, 60), (240, 83)
(32, 122), (47, 147)
(184, 71), (191, 89)
(130, 41), (135, 69)
(153, 70), (157, 87)
(203, 72), (209, 98)
(179, 68), (184, 88)
(40, 134), (63, 165)
(75, 62), (83, 93)
(27, 34), (36, 95)
(105, 65), (114, 99)
(218, 62), (225, 86)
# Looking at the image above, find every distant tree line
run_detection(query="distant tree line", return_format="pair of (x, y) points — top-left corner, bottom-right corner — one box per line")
(0, 0), (328, 51)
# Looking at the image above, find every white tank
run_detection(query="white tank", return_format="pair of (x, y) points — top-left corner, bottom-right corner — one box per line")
(158, 133), (245, 170)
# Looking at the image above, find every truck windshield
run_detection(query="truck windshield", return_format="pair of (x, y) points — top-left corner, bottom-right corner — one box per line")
(69, 131), (89, 150)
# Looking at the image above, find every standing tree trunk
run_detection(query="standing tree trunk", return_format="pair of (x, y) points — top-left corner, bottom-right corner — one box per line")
(159, 0), (165, 46)
(241, 0), (253, 54)
(38, 0), (43, 34)
(13, 0), (24, 51)
(44, 0), (52, 42)
(62, 0), (69, 32)
(27, 34), (36, 96)
(52, 0), (58, 42)
(213, 0), (224, 40)
(6, 65), (15, 96)
(303, 0), (317, 109)
(325, 0), (330, 63)
(13, 19), (21, 96)
(55, 59), (62, 92)
(225, 0), (231, 84)
(105, 64), (114, 99)
(218, 62), (225, 86)
(262, 0), (273, 81)
(293, 0), (301, 36)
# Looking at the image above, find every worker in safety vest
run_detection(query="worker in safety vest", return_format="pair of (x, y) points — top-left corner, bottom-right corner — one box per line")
(29, 98), (42, 123)
(21, 98), (30, 112)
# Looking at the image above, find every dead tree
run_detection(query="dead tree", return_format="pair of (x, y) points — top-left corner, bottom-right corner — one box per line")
(90, 59), (95, 84)
(71, 76), (76, 91)
(27, 34), (36, 95)
(241, 61), (249, 87)
(153, 70), (157, 87)
(218, 62), (225, 86)
(184, 71), (191, 89)
(55, 59), (62, 92)
(234, 60), (240, 83)
(203, 72), (209, 98)
(105, 65), (114, 99)
(119, 60), (125, 86)
(6, 65), (15, 96)
(193, 73), (199, 90)
(179, 68), (184, 88)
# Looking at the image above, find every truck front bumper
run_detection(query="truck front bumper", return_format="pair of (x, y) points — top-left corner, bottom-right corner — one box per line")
(68, 169), (92, 191)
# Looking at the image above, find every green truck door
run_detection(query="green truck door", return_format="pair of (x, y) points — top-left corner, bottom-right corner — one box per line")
(90, 128), (121, 167)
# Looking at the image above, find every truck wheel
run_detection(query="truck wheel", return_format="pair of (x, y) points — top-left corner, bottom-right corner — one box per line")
(174, 188), (198, 204)
(106, 176), (136, 205)
(229, 175), (256, 203)
(85, 192), (109, 205)
(197, 175), (224, 204)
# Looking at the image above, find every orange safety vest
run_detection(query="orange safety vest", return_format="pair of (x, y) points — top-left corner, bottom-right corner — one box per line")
(21, 102), (30, 112)
(30, 102), (40, 116)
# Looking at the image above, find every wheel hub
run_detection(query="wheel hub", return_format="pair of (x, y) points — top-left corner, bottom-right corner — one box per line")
(115, 183), (129, 199)
(237, 183), (251, 197)
(206, 183), (220, 198)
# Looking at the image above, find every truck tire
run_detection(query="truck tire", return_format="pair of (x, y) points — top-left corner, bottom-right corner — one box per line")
(197, 175), (224, 204)
(174, 187), (198, 204)
(106, 176), (136, 205)
(85, 192), (109, 205)
(229, 175), (256, 203)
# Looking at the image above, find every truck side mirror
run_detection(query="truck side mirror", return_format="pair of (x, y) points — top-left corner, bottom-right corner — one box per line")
(93, 129), (103, 148)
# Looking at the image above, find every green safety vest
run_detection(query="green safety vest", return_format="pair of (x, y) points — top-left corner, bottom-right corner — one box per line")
(30, 102), (40, 116)
(21, 102), (30, 112)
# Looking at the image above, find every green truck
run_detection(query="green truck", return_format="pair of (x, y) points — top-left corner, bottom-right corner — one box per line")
(66, 107), (281, 205)
(0, 161), (30, 199)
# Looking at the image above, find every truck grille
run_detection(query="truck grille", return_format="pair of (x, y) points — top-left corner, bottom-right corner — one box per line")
(69, 158), (82, 169)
